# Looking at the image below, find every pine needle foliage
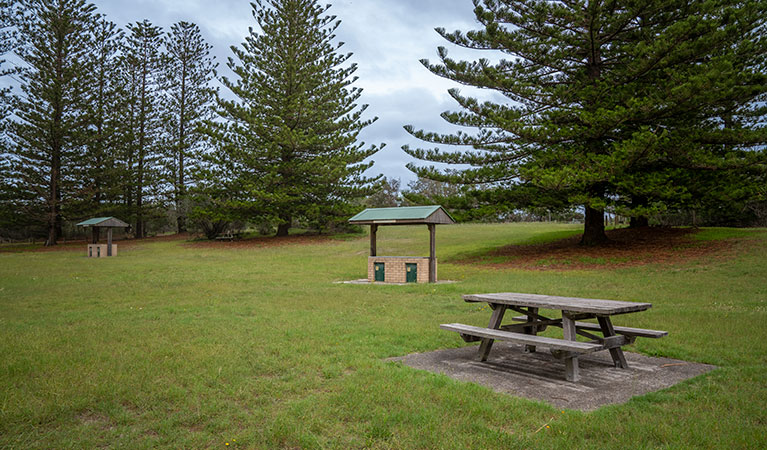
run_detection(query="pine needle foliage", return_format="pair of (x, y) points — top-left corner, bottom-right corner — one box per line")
(8, 0), (97, 245)
(75, 17), (125, 218)
(122, 20), (164, 238)
(162, 21), (217, 234)
(203, 0), (383, 236)
(0, 0), (16, 125)
(405, 0), (767, 245)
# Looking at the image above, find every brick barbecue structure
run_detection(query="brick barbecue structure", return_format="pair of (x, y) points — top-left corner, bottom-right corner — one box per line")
(349, 206), (455, 283)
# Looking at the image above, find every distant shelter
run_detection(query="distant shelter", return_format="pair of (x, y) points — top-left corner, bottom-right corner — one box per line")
(76, 217), (129, 257)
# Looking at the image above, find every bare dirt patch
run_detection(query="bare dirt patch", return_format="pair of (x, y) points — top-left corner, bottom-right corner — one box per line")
(454, 227), (741, 271)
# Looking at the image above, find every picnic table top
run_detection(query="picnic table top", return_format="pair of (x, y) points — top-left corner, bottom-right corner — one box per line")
(462, 292), (652, 315)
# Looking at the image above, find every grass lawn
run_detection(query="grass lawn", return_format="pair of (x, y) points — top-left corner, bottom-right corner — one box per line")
(1, 223), (766, 449)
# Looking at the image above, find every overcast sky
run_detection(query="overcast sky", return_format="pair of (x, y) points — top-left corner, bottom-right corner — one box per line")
(92, 0), (496, 185)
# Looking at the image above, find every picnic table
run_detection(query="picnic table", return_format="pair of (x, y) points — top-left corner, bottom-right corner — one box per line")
(215, 231), (240, 241)
(441, 292), (667, 382)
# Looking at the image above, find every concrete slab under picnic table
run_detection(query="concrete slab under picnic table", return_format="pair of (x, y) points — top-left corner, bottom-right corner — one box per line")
(389, 342), (715, 411)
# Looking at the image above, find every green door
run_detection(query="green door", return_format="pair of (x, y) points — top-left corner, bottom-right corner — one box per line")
(406, 263), (418, 283)
(374, 262), (385, 282)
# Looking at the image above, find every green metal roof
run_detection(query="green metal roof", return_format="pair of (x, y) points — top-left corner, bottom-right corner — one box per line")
(76, 217), (129, 227)
(348, 206), (455, 224)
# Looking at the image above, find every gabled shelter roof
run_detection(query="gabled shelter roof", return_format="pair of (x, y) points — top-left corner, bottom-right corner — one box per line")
(348, 206), (455, 225)
(76, 217), (130, 228)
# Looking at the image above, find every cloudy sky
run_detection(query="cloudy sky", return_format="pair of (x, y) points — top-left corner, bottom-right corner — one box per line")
(94, 0), (496, 184)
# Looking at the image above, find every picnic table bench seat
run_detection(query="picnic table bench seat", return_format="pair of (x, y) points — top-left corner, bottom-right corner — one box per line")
(441, 323), (603, 353)
(509, 315), (668, 338)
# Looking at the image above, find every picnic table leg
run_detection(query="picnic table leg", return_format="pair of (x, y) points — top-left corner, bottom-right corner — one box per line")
(524, 307), (539, 353)
(597, 316), (629, 369)
(562, 311), (580, 382)
(477, 304), (507, 362)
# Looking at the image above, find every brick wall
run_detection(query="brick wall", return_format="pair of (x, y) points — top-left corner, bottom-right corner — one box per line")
(87, 244), (117, 257)
(368, 256), (434, 283)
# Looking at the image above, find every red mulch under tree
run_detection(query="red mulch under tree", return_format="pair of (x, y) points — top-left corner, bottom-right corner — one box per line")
(453, 227), (740, 271)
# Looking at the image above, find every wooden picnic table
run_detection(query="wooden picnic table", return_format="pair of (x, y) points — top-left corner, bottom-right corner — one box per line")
(441, 292), (667, 382)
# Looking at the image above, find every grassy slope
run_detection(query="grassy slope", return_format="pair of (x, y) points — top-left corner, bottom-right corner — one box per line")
(1, 223), (766, 449)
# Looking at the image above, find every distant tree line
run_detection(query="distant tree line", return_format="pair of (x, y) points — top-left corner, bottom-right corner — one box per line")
(0, 0), (382, 243)
(3, 0), (767, 245)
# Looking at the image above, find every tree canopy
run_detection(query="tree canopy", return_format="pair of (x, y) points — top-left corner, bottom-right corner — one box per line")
(201, 0), (383, 236)
(405, 0), (767, 244)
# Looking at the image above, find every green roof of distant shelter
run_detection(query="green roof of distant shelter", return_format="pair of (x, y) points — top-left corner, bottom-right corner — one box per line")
(76, 217), (129, 227)
(348, 206), (455, 225)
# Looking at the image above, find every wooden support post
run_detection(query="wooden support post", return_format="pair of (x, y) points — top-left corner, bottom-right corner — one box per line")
(524, 307), (539, 353)
(107, 228), (113, 257)
(428, 224), (436, 283)
(477, 304), (507, 361)
(370, 224), (377, 257)
(598, 316), (629, 369)
(562, 311), (580, 382)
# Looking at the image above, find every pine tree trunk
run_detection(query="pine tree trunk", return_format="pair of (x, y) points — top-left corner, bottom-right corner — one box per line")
(581, 205), (608, 246)
(629, 216), (649, 228)
(276, 218), (290, 237)
(46, 164), (59, 246)
(176, 59), (187, 234)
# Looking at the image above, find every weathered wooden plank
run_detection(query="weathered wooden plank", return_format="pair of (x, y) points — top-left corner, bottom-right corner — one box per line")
(464, 292), (652, 315)
(477, 305), (507, 361)
(499, 318), (560, 333)
(511, 315), (667, 338)
(440, 323), (603, 353)
(370, 224), (377, 257)
(577, 321), (668, 338)
(524, 307), (539, 353)
(428, 224), (436, 283)
(598, 316), (629, 369)
(562, 312), (580, 382)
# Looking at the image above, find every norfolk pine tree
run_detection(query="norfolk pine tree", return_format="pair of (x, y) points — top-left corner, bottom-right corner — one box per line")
(8, 0), (97, 245)
(162, 21), (216, 234)
(405, 0), (767, 245)
(204, 0), (383, 236)
(76, 16), (125, 218)
(123, 20), (163, 238)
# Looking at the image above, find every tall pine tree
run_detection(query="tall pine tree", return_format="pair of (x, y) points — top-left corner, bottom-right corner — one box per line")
(162, 21), (216, 234)
(405, 0), (767, 244)
(122, 20), (163, 238)
(76, 16), (125, 218)
(204, 0), (382, 236)
(9, 0), (97, 245)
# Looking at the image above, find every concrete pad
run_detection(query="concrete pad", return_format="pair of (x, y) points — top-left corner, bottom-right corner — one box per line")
(390, 342), (715, 411)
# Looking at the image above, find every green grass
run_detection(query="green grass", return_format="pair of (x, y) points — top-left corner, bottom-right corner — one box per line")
(1, 223), (766, 449)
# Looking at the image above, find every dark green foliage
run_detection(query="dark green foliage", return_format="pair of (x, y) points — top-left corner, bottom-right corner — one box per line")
(161, 21), (217, 234)
(73, 17), (126, 220)
(122, 20), (164, 238)
(7, 0), (97, 244)
(405, 0), (767, 244)
(201, 0), (383, 237)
